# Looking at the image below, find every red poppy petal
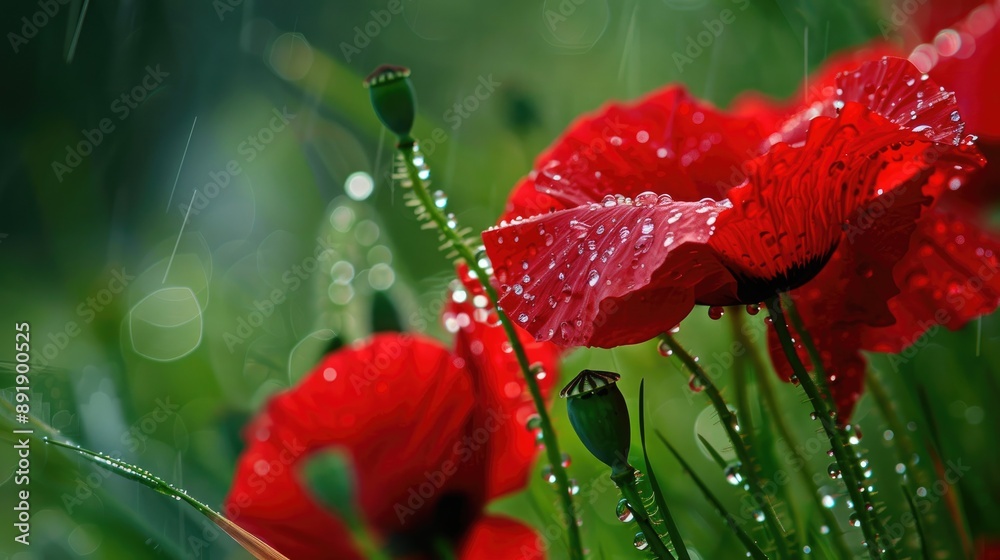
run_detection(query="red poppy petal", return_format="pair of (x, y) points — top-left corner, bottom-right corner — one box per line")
(225, 431), (363, 559)
(732, 43), (904, 143)
(861, 205), (1000, 353)
(502, 87), (766, 222)
(225, 334), (477, 550)
(483, 195), (738, 347)
(448, 293), (560, 501)
(709, 101), (962, 296)
(458, 516), (545, 560)
(766, 160), (970, 420)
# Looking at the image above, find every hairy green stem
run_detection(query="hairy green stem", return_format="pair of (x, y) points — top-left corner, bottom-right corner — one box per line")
(399, 145), (583, 560)
(730, 313), (853, 559)
(611, 469), (676, 560)
(766, 297), (894, 559)
(660, 334), (792, 560)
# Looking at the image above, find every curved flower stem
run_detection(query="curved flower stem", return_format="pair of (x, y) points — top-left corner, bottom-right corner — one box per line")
(730, 313), (854, 559)
(766, 296), (895, 560)
(398, 145), (583, 560)
(660, 334), (793, 560)
(611, 469), (676, 560)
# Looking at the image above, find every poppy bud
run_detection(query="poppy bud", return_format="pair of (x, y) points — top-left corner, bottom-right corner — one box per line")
(364, 64), (416, 145)
(560, 369), (632, 476)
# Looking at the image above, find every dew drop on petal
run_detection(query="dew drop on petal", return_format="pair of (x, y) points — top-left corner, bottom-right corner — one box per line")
(708, 306), (725, 320)
(588, 270), (599, 286)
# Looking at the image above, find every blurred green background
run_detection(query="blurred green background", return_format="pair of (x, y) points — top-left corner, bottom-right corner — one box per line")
(1, 0), (998, 558)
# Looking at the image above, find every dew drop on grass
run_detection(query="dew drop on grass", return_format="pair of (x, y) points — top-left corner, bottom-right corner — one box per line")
(724, 463), (743, 486)
(616, 498), (634, 523)
(633, 532), (649, 551)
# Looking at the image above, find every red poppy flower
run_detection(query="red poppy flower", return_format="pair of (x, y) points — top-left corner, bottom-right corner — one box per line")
(757, 9), (1000, 419)
(481, 53), (988, 419)
(224, 277), (558, 559)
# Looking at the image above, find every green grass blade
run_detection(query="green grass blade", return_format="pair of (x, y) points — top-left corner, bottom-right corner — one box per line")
(640, 380), (691, 560)
(697, 433), (730, 471)
(45, 438), (289, 560)
(655, 430), (768, 560)
(904, 486), (933, 560)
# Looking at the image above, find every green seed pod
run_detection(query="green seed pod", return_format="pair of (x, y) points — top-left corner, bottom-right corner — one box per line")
(364, 64), (416, 145)
(561, 370), (632, 476)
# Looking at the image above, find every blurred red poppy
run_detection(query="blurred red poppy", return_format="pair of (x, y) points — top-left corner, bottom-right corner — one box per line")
(224, 276), (558, 559)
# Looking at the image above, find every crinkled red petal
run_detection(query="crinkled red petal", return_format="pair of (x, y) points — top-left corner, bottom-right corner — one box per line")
(484, 196), (738, 347)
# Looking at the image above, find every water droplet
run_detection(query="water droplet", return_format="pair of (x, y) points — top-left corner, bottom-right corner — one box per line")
(724, 463), (743, 486)
(753, 510), (765, 522)
(588, 270), (599, 286)
(820, 525), (830, 535)
(745, 303), (760, 315)
(849, 513), (862, 528)
(708, 306), (725, 320)
(828, 464), (842, 479)
(561, 452), (571, 468)
(633, 532), (649, 551)
(432, 190), (448, 209)
(541, 465), (557, 484)
(895, 463), (906, 474)
(616, 498), (634, 522)
(568, 479), (580, 495)
(657, 339), (673, 357)
(821, 494), (836, 508)
(688, 374), (705, 393)
(640, 218), (654, 235)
